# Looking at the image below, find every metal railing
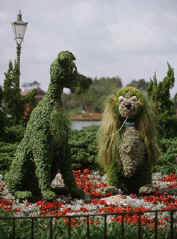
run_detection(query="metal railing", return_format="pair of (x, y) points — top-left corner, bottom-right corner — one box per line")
(0, 209), (176, 239)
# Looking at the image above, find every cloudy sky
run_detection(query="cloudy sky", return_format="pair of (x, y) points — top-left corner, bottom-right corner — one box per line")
(1, 0), (177, 96)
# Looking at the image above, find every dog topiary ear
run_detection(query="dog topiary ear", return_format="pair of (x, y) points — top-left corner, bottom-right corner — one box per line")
(130, 96), (137, 101)
(118, 96), (125, 102)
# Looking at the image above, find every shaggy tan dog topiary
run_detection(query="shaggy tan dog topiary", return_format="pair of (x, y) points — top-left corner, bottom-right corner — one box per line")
(98, 87), (159, 194)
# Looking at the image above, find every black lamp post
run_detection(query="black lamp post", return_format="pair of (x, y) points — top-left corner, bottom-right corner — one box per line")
(11, 10), (28, 88)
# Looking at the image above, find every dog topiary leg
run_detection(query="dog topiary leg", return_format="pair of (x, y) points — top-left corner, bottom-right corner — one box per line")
(5, 139), (33, 200)
(32, 133), (56, 201)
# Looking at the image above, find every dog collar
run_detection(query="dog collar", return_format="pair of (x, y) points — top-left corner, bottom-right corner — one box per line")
(124, 121), (135, 126)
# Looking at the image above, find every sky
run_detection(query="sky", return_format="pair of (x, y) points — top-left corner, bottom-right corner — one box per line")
(1, 0), (177, 96)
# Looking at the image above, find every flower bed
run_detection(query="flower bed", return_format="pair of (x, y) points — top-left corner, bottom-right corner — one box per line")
(0, 170), (176, 238)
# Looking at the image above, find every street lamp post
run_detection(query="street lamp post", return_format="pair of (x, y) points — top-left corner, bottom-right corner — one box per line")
(11, 10), (28, 88)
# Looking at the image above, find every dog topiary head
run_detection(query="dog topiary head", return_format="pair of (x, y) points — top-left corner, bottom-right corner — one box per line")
(51, 51), (91, 94)
(114, 87), (145, 120)
(97, 87), (159, 169)
(57, 51), (78, 90)
(58, 51), (76, 68)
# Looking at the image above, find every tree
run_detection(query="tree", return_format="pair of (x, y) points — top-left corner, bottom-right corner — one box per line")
(0, 86), (3, 106)
(0, 86), (6, 138)
(3, 61), (38, 125)
(80, 76), (122, 112)
(3, 61), (24, 125)
(62, 76), (122, 113)
(173, 92), (177, 110)
(126, 79), (148, 91)
(147, 63), (177, 138)
(22, 89), (38, 123)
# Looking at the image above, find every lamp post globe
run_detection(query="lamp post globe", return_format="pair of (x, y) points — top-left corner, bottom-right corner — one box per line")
(11, 10), (28, 88)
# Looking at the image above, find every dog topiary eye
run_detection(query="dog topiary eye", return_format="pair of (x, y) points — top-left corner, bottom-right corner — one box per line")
(119, 96), (125, 102)
(131, 96), (137, 101)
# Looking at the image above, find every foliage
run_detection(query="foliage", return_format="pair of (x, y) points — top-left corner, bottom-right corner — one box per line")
(22, 88), (38, 124)
(4, 125), (25, 143)
(126, 78), (149, 91)
(97, 87), (159, 193)
(0, 142), (18, 175)
(147, 64), (175, 115)
(154, 137), (177, 175)
(3, 61), (23, 124)
(0, 125), (24, 175)
(0, 86), (6, 137)
(147, 63), (177, 138)
(157, 114), (177, 138)
(2, 61), (38, 126)
(0, 86), (3, 106)
(174, 92), (177, 109)
(0, 110), (6, 138)
(5, 51), (91, 201)
(69, 126), (99, 170)
(62, 76), (122, 113)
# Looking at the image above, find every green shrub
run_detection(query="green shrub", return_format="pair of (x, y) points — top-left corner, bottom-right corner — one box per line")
(154, 137), (177, 174)
(0, 125), (24, 175)
(0, 142), (18, 175)
(69, 125), (99, 170)
(147, 64), (177, 139)
(156, 114), (177, 139)
(4, 125), (25, 142)
(0, 110), (6, 139)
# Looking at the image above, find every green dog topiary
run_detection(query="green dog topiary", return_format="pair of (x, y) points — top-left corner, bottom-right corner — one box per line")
(5, 51), (91, 201)
(97, 87), (159, 194)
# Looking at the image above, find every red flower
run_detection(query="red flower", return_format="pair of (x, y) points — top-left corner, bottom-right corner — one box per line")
(83, 168), (90, 174)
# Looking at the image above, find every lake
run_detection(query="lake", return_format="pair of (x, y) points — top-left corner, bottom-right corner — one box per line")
(71, 120), (101, 130)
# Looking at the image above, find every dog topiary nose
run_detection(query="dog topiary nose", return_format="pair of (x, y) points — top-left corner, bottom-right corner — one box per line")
(125, 102), (132, 109)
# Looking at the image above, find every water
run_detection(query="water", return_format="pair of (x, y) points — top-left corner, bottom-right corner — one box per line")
(71, 120), (101, 130)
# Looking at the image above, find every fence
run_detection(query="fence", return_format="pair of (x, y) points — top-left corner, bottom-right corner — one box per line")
(0, 209), (176, 239)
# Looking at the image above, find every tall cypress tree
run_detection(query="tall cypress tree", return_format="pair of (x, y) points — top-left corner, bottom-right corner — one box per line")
(3, 61), (24, 124)
(147, 63), (177, 138)
(0, 86), (6, 137)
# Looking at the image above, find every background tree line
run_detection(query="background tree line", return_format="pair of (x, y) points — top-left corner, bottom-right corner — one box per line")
(62, 76), (122, 113)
